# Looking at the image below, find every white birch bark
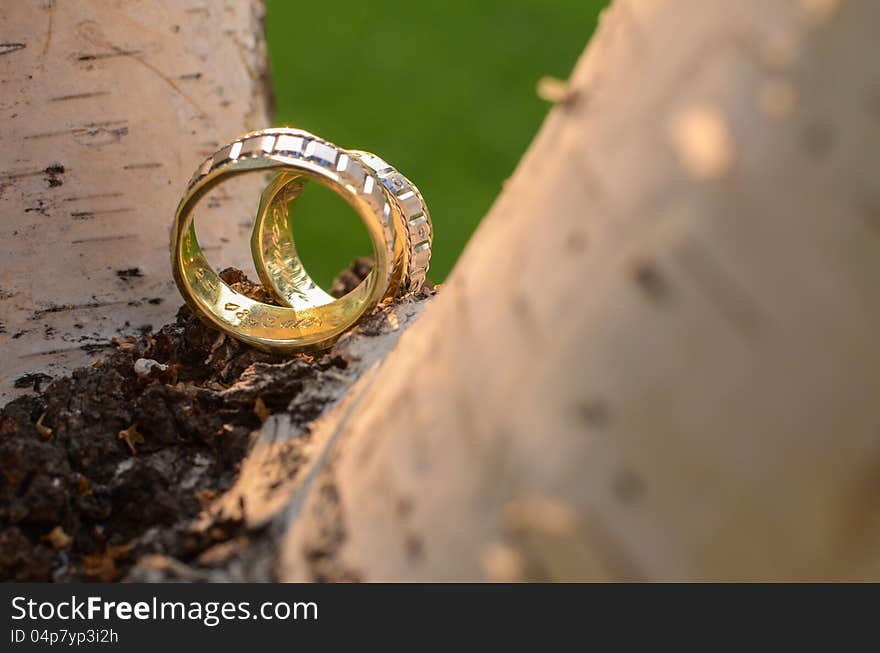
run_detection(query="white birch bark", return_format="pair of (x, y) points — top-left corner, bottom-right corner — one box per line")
(0, 0), (270, 401)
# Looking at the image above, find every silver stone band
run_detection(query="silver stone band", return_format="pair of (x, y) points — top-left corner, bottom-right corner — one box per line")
(351, 151), (433, 293)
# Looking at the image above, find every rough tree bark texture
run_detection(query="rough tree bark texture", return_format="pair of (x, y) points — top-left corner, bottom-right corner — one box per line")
(147, 0), (877, 581)
(5, 0), (879, 582)
(295, 0), (877, 581)
(0, 1), (270, 402)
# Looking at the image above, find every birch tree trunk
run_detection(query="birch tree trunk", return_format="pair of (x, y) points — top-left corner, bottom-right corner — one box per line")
(0, 0), (270, 402)
(262, 0), (880, 581)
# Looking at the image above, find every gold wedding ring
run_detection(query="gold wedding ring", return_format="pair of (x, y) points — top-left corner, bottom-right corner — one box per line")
(171, 127), (433, 353)
(251, 151), (432, 311)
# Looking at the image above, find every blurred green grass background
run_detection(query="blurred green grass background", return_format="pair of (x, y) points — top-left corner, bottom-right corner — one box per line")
(264, 0), (608, 285)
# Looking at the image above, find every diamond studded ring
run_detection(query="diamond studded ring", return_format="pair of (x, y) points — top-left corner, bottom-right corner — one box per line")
(171, 127), (432, 353)
(250, 149), (432, 314)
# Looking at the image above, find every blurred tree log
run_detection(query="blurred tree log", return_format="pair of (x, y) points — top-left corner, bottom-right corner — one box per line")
(0, 0), (270, 401)
(249, 0), (877, 581)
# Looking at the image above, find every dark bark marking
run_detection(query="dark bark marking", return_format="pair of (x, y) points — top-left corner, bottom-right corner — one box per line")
(575, 398), (612, 429)
(44, 163), (64, 188)
(0, 43), (26, 56)
(12, 372), (52, 391)
(631, 260), (672, 303)
(24, 199), (50, 216)
(63, 192), (123, 203)
(1, 164), (64, 189)
(122, 162), (163, 170)
(70, 207), (134, 220)
(511, 292), (538, 332)
(76, 49), (142, 61)
(70, 234), (136, 244)
(24, 120), (128, 143)
(30, 300), (127, 320)
(611, 468), (646, 505)
(49, 90), (111, 102)
(18, 342), (113, 358)
(41, 0), (55, 58)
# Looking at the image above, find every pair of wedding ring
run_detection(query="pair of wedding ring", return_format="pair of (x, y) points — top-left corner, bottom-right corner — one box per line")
(171, 128), (433, 352)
